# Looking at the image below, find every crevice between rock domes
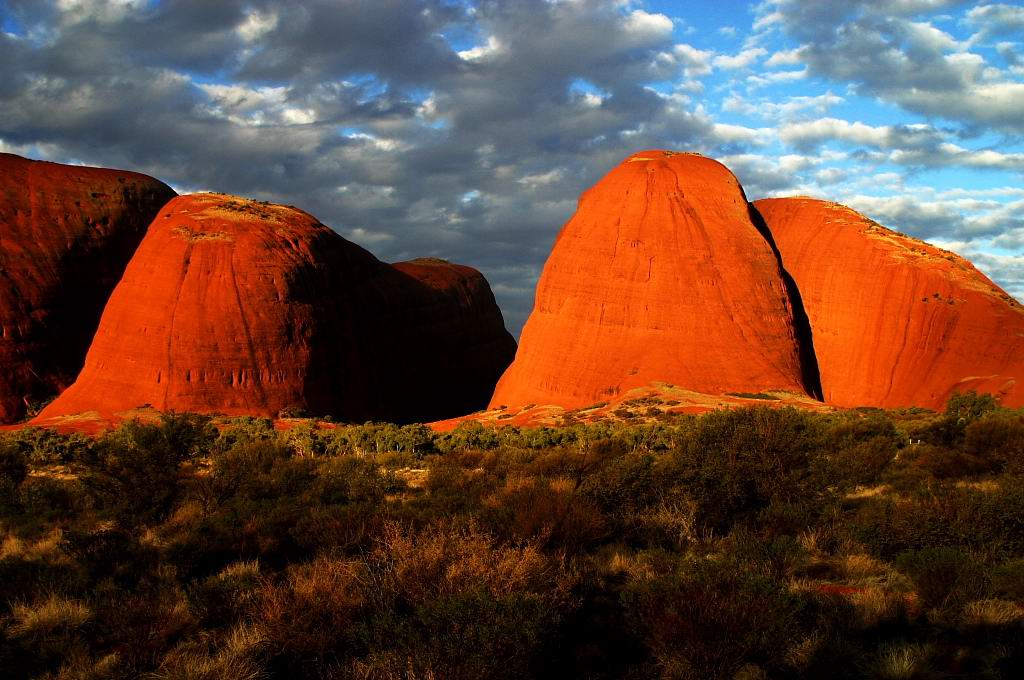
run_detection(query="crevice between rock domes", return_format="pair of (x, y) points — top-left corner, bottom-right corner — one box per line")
(747, 203), (824, 401)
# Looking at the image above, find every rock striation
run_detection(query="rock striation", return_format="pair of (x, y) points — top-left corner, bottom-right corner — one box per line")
(755, 197), (1024, 409)
(37, 193), (515, 423)
(489, 150), (817, 410)
(0, 153), (175, 423)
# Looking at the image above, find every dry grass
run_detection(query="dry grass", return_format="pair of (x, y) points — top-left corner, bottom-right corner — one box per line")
(45, 652), (122, 680)
(149, 623), (268, 680)
(849, 587), (908, 630)
(961, 599), (1024, 626)
(605, 550), (658, 582)
(373, 521), (563, 604)
(0, 527), (64, 560)
(954, 479), (1001, 492)
(7, 595), (91, 640)
(865, 643), (935, 680)
(845, 484), (892, 500)
(634, 498), (703, 549)
(255, 556), (367, 657)
(172, 227), (232, 242)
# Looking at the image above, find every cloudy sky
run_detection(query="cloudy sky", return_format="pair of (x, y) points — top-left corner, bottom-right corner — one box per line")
(1, 0), (1022, 337)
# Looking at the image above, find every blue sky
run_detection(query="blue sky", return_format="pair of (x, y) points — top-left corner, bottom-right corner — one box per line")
(0, 0), (1022, 336)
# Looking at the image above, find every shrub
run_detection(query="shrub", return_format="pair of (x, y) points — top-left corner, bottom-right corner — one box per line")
(824, 437), (896, 489)
(925, 391), (1001, 446)
(668, 407), (824, 532)
(907, 443), (993, 479)
(965, 411), (1024, 474)
(358, 521), (572, 680)
(193, 560), (263, 627)
(1, 427), (96, 466)
(19, 476), (78, 517)
(960, 599), (1024, 627)
(622, 557), (810, 680)
(989, 558), (1024, 601)
(253, 556), (367, 661)
(484, 476), (606, 553)
(895, 547), (986, 612)
(85, 420), (194, 525)
(0, 438), (29, 509)
(946, 391), (1000, 423)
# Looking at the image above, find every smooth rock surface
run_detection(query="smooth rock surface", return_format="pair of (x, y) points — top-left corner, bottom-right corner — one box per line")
(0, 153), (175, 422)
(756, 197), (1024, 409)
(490, 150), (816, 410)
(38, 194), (515, 423)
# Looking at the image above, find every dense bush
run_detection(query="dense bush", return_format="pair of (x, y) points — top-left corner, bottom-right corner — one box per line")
(1, 397), (1022, 678)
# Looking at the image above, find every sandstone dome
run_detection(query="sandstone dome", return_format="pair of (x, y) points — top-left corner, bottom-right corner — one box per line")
(38, 193), (515, 423)
(755, 197), (1024, 409)
(489, 150), (818, 410)
(0, 153), (175, 423)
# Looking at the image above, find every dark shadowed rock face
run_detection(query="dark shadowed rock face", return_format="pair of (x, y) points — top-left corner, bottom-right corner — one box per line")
(0, 153), (176, 423)
(756, 197), (1024, 409)
(37, 193), (514, 423)
(389, 258), (517, 421)
(490, 149), (814, 411)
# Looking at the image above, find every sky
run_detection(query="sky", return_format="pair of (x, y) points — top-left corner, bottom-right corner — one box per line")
(1, 0), (1022, 338)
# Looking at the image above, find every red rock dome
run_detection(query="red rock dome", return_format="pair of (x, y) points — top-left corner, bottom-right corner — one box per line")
(755, 197), (1024, 409)
(389, 258), (517, 420)
(489, 150), (817, 410)
(37, 193), (514, 422)
(0, 153), (175, 423)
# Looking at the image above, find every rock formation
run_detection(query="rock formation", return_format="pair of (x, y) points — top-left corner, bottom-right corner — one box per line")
(755, 197), (1024, 409)
(489, 150), (818, 410)
(37, 193), (515, 423)
(390, 258), (518, 420)
(0, 153), (175, 423)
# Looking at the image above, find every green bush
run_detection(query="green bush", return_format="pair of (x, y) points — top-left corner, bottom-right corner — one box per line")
(668, 407), (824, 532)
(895, 547), (986, 612)
(0, 438), (29, 509)
(2, 404), (1021, 678)
(965, 410), (1024, 474)
(622, 557), (811, 679)
(84, 420), (190, 525)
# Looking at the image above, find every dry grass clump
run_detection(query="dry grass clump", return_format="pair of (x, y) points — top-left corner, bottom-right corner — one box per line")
(849, 587), (910, 630)
(254, 557), (367, 659)
(7, 594), (91, 640)
(960, 599), (1024, 626)
(864, 643), (936, 680)
(0, 528), (64, 560)
(371, 520), (565, 604)
(838, 552), (890, 581)
(149, 623), (269, 680)
(42, 652), (121, 680)
(484, 475), (606, 552)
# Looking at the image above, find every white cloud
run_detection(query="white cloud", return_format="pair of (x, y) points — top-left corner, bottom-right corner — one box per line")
(747, 68), (807, 86)
(765, 48), (803, 66)
(458, 35), (502, 61)
(237, 9), (278, 43)
(56, 0), (145, 24)
(671, 43), (715, 77)
(623, 10), (674, 40)
(780, 118), (893, 147)
(518, 168), (566, 188)
(713, 47), (768, 70)
(712, 123), (773, 145)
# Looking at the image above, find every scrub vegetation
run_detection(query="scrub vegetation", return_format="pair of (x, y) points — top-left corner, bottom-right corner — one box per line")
(1, 392), (1022, 679)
